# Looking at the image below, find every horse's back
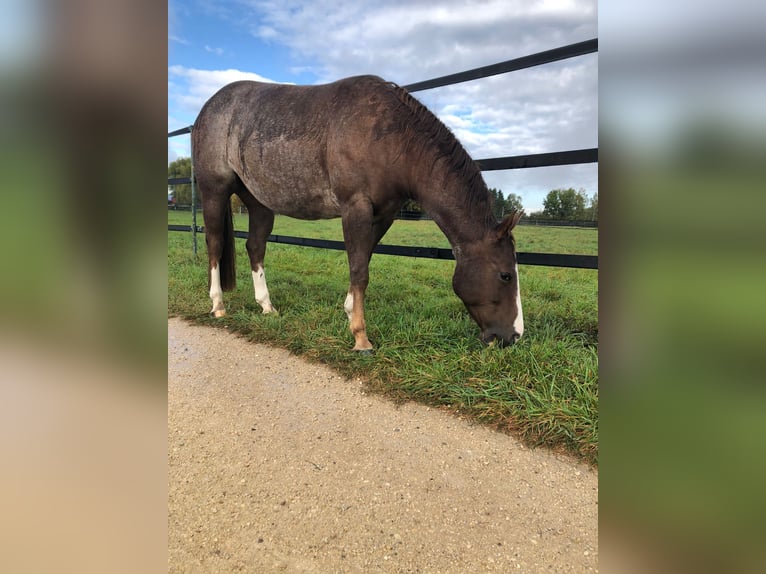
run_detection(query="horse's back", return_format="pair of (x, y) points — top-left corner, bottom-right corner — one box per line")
(195, 75), (389, 142)
(193, 76), (408, 219)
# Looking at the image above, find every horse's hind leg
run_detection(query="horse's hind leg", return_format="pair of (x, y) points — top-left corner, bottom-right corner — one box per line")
(200, 188), (236, 318)
(236, 188), (277, 314)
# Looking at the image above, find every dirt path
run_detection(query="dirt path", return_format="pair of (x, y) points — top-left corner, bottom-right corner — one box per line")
(168, 318), (598, 573)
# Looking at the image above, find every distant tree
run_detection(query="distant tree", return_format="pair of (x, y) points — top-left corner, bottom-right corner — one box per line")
(589, 192), (598, 221)
(541, 191), (560, 218)
(542, 188), (588, 220)
(401, 199), (422, 213)
(487, 187), (502, 218)
(487, 188), (524, 219)
(231, 194), (246, 213)
(580, 191), (598, 222)
(168, 157), (196, 206)
(504, 192), (524, 216)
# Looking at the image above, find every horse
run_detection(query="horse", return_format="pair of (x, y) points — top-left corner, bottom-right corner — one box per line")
(192, 75), (523, 351)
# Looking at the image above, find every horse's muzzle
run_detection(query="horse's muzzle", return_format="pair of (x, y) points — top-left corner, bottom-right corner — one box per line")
(481, 332), (520, 348)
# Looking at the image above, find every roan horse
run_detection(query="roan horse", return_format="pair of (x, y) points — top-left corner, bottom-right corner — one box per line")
(192, 75), (523, 351)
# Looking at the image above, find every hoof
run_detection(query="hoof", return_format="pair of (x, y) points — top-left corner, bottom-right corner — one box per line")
(212, 309), (226, 318)
(354, 348), (374, 356)
(262, 307), (278, 315)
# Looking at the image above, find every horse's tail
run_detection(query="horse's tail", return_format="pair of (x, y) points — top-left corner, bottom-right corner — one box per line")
(220, 199), (237, 291)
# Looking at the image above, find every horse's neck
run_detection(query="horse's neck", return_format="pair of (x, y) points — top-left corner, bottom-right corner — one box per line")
(415, 178), (493, 251)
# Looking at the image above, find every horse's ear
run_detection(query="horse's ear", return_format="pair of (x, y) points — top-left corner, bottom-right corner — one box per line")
(496, 211), (522, 239)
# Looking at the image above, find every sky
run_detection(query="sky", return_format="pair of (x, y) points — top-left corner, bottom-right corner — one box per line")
(168, 0), (598, 213)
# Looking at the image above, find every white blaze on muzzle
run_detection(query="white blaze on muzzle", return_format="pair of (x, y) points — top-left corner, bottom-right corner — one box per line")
(513, 263), (524, 338)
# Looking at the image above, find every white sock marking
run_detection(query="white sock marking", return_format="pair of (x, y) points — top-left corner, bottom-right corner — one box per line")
(344, 292), (354, 322)
(209, 264), (224, 315)
(252, 265), (275, 313)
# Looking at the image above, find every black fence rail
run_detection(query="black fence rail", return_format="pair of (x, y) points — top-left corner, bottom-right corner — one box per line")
(170, 204), (597, 228)
(168, 38), (598, 269)
(402, 38), (597, 92)
(395, 210), (430, 221)
(168, 224), (597, 269)
(523, 218), (597, 228)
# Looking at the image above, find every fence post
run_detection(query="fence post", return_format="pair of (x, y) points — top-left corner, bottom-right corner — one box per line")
(189, 128), (198, 257)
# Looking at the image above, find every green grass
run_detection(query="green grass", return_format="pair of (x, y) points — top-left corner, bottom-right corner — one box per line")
(168, 210), (598, 464)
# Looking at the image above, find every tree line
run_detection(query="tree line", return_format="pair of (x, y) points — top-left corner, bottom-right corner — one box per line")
(532, 187), (598, 222)
(169, 157), (597, 222)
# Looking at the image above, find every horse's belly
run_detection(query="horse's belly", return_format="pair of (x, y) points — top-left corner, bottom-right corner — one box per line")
(268, 189), (342, 220)
(244, 176), (342, 220)
(239, 144), (343, 219)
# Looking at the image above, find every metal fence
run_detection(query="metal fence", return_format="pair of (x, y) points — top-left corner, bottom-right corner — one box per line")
(168, 38), (598, 269)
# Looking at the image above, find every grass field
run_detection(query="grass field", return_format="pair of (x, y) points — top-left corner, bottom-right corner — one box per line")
(168, 210), (598, 464)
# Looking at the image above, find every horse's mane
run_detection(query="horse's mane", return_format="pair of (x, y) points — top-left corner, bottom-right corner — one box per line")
(385, 82), (495, 222)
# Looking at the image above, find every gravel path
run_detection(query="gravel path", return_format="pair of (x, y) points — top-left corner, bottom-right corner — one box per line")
(168, 318), (598, 573)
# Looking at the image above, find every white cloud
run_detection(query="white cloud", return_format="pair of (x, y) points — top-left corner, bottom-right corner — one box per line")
(0, 0), (42, 71)
(243, 0), (595, 83)
(168, 1), (189, 46)
(237, 0), (597, 210)
(205, 45), (224, 55)
(169, 1), (597, 210)
(167, 66), (290, 160)
(168, 65), (285, 118)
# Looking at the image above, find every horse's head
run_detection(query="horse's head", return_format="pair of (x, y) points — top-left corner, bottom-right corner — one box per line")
(452, 211), (524, 347)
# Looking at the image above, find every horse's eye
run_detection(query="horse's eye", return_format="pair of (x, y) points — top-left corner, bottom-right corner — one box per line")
(499, 272), (513, 283)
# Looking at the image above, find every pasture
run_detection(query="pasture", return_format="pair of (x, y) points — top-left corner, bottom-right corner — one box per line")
(168, 210), (598, 463)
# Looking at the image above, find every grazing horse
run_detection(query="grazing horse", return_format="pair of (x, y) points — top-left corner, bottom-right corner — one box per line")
(192, 75), (523, 351)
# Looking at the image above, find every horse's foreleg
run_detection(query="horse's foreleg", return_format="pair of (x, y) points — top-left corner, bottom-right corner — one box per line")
(341, 202), (394, 352)
(344, 286), (372, 351)
(341, 199), (376, 351)
(343, 249), (372, 351)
